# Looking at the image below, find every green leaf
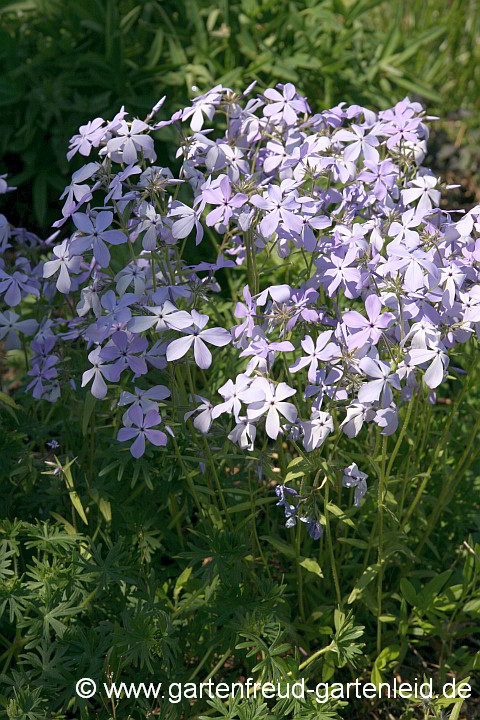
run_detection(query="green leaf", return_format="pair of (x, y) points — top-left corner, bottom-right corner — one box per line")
(260, 535), (296, 559)
(0, 391), (20, 410)
(463, 598), (480, 614)
(387, 27), (446, 67)
(286, 456), (305, 469)
(338, 537), (369, 549)
(371, 662), (383, 687)
(284, 470), (304, 483)
(145, 29), (164, 69)
(417, 570), (452, 607)
(89, 489), (111, 523)
(348, 564), (380, 604)
(49, 511), (78, 536)
(300, 558), (323, 577)
(61, 457), (88, 526)
(326, 502), (355, 528)
(400, 578), (417, 606)
(82, 392), (96, 437)
(387, 73), (443, 103)
(174, 566), (192, 600)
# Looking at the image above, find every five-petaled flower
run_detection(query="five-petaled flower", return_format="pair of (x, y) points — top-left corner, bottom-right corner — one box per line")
(166, 310), (231, 369)
(117, 406), (167, 458)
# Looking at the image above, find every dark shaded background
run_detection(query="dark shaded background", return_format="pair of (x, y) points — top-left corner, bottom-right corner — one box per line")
(0, 0), (479, 234)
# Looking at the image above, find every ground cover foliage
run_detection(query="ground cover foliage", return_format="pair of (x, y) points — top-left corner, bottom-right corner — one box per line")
(0, 0), (478, 230)
(0, 71), (480, 720)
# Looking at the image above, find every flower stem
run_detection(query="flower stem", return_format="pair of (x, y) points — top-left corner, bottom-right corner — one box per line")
(249, 474), (272, 580)
(414, 413), (480, 560)
(385, 398), (413, 480)
(298, 643), (334, 672)
(324, 479), (342, 609)
(296, 519), (306, 621)
(402, 378), (469, 530)
(377, 434), (388, 655)
(245, 229), (259, 295)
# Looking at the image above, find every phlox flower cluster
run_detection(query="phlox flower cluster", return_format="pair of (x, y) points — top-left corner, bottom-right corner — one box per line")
(3, 82), (480, 538)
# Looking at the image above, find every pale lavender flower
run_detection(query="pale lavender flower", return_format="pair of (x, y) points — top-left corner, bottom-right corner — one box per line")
(289, 331), (339, 381)
(182, 86), (225, 131)
(60, 163), (98, 216)
(251, 183), (302, 238)
(439, 262), (466, 309)
(343, 294), (395, 349)
(166, 310), (231, 369)
(402, 174), (441, 213)
(106, 119), (156, 164)
(0, 174), (16, 194)
(340, 402), (376, 438)
(300, 410), (334, 451)
(26, 356), (59, 399)
(305, 367), (347, 406)
(263, 83), (308, 125)
(144, 340), (168, 370)
(184, 395), (214, 433)
(0, 310), (38, 350)
(357, 159), (398, 201)
(118, 385), (170, 424)
(374, 405), (399, 435)
(255, 283), (292, 305)
(380, 246), (439, 292)
(70, 211), (127, 268)
(228, 416), (257, 450)
(334, 124), (380, 164)
(233, 285), (257, 340)
(358, 357), (400, 407)
(0, 268), (39, 306)
(132, 203), (164, 251)
(203, 175), (248, 227)
(383, 112), (421, 150)
(211, 374), (258, 421)
(67, 118), (105, 161)
(247, 379), (297, 439)
(105, 164), (142, 205)
(321, 246), (362, 298)
(43, 239), (83, 294)
(387, 208), (423, 248)
(285, 288), (320, 331)
(100, 331), (148, 376)
(81, 346), (121, 399)
(128, 301), (192, 334)
(169, 201), (204, 245)
(407, 341), (449, 388)
(304, 519), (323, 540)
(117, 406), (167, 458)
(275, 484), (298, 522)
(240, 333), (294, 369)
(115, 263), (147, 296)
(342, 463), (368, 507)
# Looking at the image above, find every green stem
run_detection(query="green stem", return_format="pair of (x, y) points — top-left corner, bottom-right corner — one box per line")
(188, 646), (215, 682)
(402, 378), (470, 529)
(385, 399), (413, 480)
(298, 643), (334, 672)
(245, 229), (259, 295)
(324, 480), (342, 608)
(249, 474), (272, 580)
(184, 363), (233, 530)
(204, 648), (232, 682)
(296, 520), (305, 621)
(414, 413), (480, 560)
(377, 434), (388, 655)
